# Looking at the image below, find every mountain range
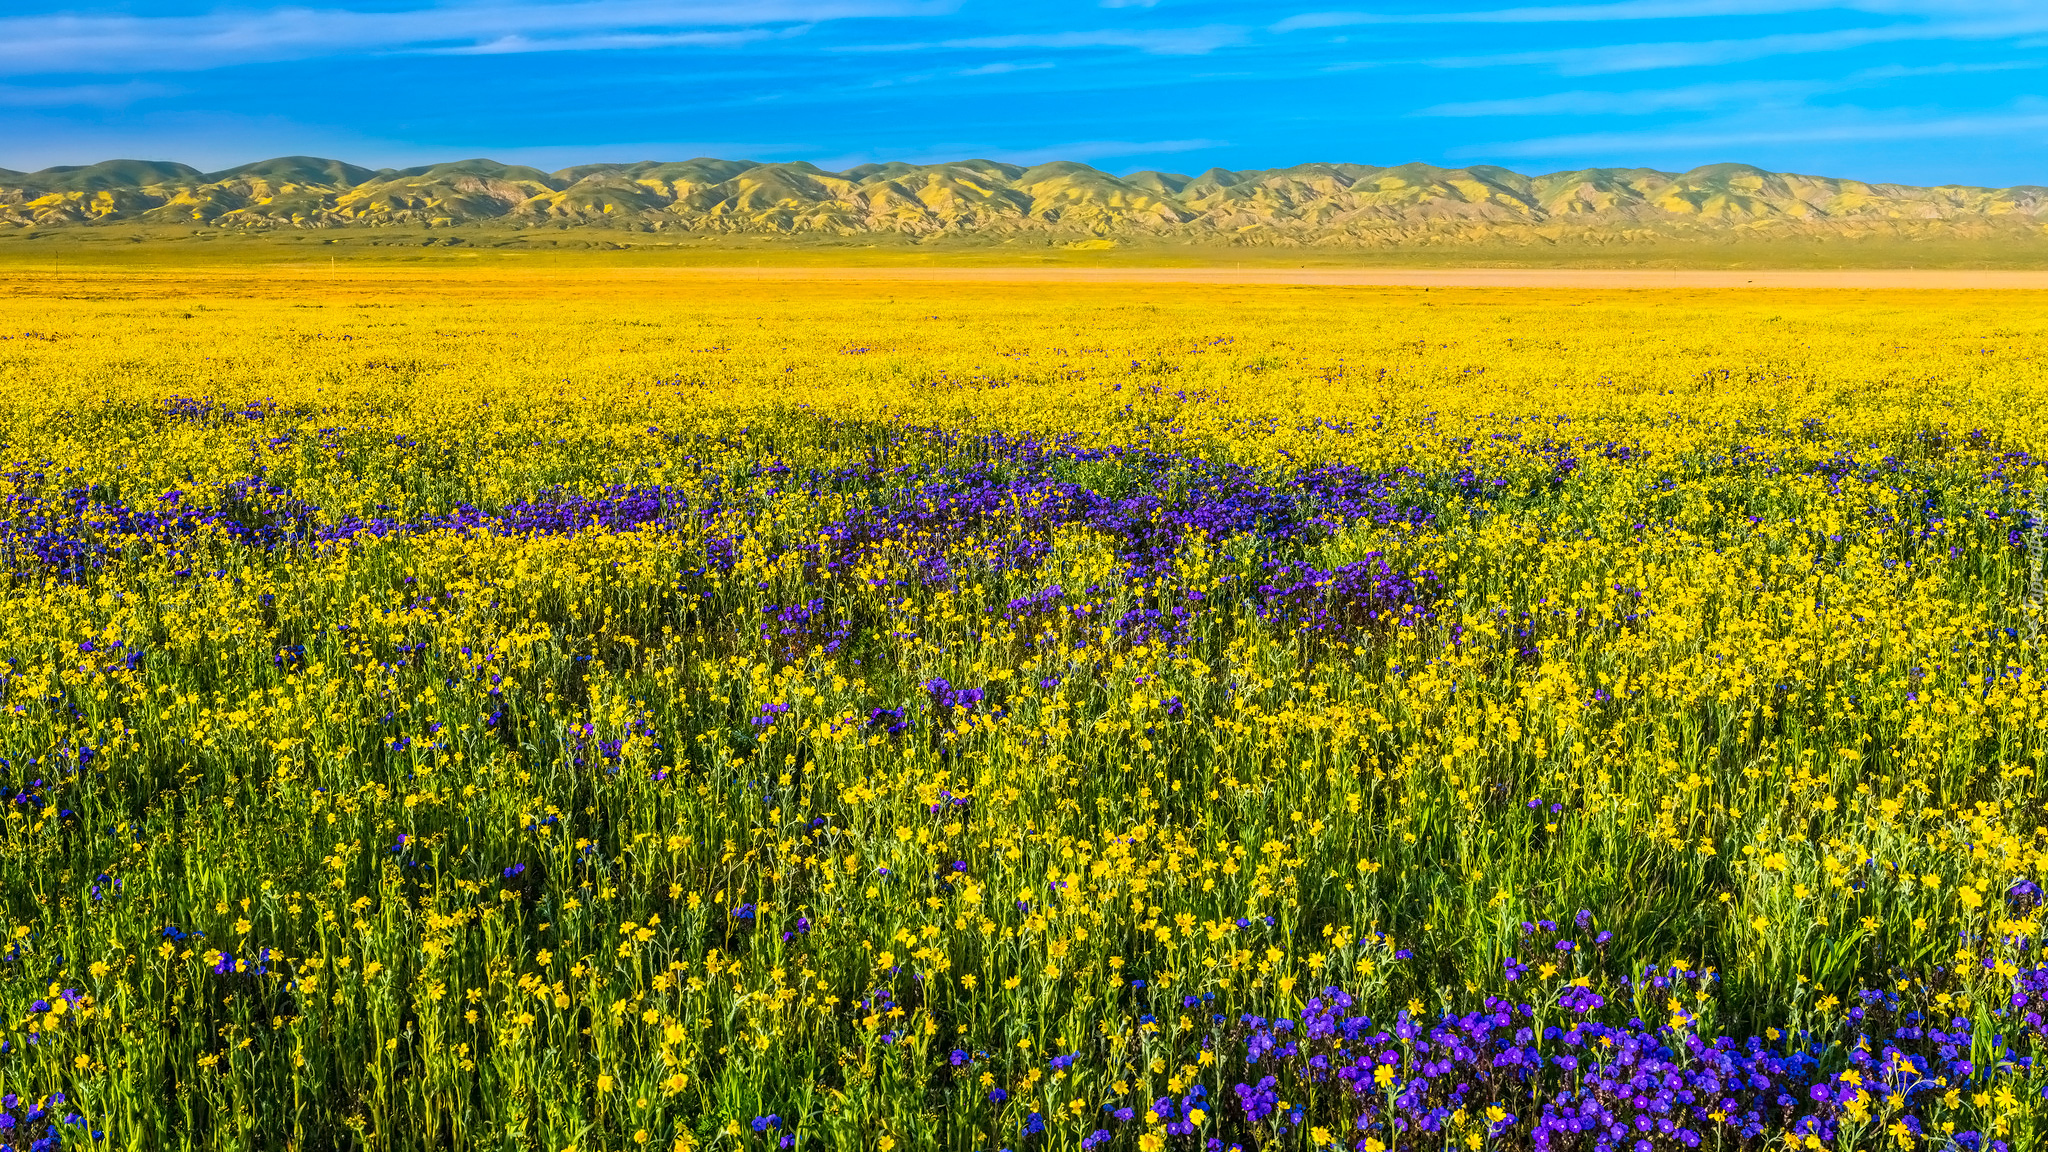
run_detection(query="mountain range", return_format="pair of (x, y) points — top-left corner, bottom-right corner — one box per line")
(6, 156), (2048, 246)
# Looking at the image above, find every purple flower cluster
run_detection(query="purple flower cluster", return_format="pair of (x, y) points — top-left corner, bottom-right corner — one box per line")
(159, 395), (279, 424)
(760, 599), (854, 659)
(5, 432), (1436, 617)
(733, 441), (1433, 614)
(747, 1113), (793, 1148)
(567, 714), (663, 770)
(2, 471), (317, 580)
(208, 947), (275, 977)
(0, 1089), (95, 1151)
(924, 677), (987, 714)
(1217, 962), (2041, 1152)
(1253, 555), (1442, 638)
(864, 706), (909, 736)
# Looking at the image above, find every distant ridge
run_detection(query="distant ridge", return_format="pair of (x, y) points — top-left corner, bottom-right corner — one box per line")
(6, 155), (2048, 246)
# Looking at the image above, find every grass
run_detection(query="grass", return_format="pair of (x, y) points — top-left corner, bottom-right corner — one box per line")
(8, 227), (2048, 270)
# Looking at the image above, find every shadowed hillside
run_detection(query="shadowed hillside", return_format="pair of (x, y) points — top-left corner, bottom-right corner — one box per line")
(6, 155), (2048, 247)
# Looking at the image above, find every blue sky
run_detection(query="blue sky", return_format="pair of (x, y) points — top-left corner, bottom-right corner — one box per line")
(4, 0), (2047, 186)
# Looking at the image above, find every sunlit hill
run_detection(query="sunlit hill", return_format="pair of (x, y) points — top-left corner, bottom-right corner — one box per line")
(7, 155), (2048, 246)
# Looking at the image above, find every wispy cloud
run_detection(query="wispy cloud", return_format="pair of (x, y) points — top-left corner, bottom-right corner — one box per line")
(855, 57), (1054, 88)
(1419, 80), (1823, 116)
(813, 138), (1225, 168)
(471, 141), (807, 168)
(1460, 107), (2048, 160)
(840, 26), (1250, 56)
(1853, 58), (2045, 78)
(0, 0), (941, 75)
(1423, 13), (2048, 74)
(993, 138), (1225, 164)
(1273, 0), (2020, 33)
(954, 60), (1054, 75)
(433, 29), (781, 55)
(0, 81), (172, 108)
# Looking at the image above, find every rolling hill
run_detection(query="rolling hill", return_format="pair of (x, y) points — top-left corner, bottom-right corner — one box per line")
(5, 155), (2048, 247)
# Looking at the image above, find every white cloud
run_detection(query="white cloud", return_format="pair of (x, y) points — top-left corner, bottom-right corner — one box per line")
(1418, 80), (1823, 116)
(1853, 58), (2045, 78)
(851, 58), (1056, 87)
(993, 138), (1225, 164)
(463, 142), (803, 167)
(0, 81), (173, 108)
(0, 104), (816, 172)
(0, 109), (400, 171)
(811, 139), (1224, 169)
(1273, 0), (2025, 32)
(841, 26), (1249, 56)
(432, 29), (779, 54)
(1423, 13), (2048, 74)
(953, 60), (1055, 75)
(0, 0), (943, 75)
(1459, 108), (2048, 160)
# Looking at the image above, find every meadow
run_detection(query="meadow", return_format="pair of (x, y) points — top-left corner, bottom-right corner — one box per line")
(0, 265), (2046, 1151)
(11, 229), (2048, 272)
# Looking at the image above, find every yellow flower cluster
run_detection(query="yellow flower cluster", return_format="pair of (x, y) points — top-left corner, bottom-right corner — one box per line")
(0, 266), (2043, 1149)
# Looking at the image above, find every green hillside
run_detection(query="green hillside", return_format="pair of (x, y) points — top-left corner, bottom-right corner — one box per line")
(5, 154), (2048, 248)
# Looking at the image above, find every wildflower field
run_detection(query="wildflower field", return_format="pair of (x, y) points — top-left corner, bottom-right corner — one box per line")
(3, 265), (2048, 1152)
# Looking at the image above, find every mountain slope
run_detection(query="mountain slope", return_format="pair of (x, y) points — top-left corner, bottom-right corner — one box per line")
(5, 155), (2047, 245)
